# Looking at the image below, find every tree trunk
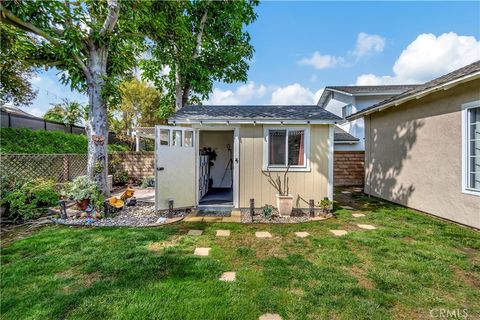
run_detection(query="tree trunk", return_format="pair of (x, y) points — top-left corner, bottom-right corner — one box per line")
(86, 47), (109, 195)
(174, 64), (183, 111)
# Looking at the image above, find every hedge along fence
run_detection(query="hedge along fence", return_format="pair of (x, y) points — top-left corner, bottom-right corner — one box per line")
(0, 152), (155, 183)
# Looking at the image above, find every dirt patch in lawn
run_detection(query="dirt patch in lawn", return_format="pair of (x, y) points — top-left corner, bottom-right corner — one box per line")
(452, 266), (480, 289)
(147, 237), (182, 252)
(347, 265), (375, 290)
(60, 271), (102, 293)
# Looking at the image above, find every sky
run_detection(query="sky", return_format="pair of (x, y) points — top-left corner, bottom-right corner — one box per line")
(24, 1), (480, 117)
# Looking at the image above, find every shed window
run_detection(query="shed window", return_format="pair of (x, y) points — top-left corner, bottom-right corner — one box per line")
(267, 129), (305, 167)
(466, 106), (480, 192)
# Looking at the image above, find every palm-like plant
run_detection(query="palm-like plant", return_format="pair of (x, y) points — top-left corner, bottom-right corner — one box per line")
(44, 99), (83, 126)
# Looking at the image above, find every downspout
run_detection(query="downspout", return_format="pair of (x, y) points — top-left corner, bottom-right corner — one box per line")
(368, 114), (372, 197)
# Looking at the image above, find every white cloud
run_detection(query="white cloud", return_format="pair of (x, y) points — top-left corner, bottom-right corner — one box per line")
(298, 52), (343, 70)
(206, 81), (267, 105)
(356, 32), (480, 85)
(353, 32), (386, 58)
(270, 83), (323, 105)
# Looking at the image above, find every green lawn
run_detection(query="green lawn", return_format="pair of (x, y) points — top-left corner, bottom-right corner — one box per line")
(1, 192), (479, 320)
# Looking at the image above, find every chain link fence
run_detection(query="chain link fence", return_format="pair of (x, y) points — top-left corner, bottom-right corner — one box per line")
(1, 154), (88, 182)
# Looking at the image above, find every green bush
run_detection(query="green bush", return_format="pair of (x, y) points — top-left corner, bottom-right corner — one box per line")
(1, 178), (59, 221)
(65, 176), (104, 210)
(0, 128), (130, 154)
(140, 176), (155, 188)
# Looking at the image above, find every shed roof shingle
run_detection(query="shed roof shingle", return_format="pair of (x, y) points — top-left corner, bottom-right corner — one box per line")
(347, 60), (480, 119)
(170, 105), (342, 122)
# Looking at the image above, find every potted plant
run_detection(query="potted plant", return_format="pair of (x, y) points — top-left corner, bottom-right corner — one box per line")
(67, 176), (102, 211)
(262, 167), (293, 217)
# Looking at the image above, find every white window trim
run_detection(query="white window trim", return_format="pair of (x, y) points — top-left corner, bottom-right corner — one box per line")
(461, 100), (480, 196)
(262, 126), (310, 172)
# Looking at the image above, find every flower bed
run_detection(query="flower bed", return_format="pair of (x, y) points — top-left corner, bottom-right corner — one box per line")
(51, 202), (189, 227)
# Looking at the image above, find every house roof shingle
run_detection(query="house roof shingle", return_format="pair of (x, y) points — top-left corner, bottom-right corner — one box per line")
(347, 60), (480, 120)
(334, 126), (359, 142)
(170, 105), (343, 123)
(326, 85), (420, 95)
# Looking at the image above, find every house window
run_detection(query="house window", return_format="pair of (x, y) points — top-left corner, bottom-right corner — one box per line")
(264, 128), (309, 171)
(462, 101), (480, 195)
(342, 104), (353, 118)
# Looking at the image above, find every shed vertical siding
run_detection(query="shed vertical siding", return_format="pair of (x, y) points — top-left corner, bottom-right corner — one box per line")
(238, 124), (330, 208)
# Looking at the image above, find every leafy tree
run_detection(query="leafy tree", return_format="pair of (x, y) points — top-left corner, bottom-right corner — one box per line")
(141, 0), (258, 111)
(112, 78), (164, 135)
(44, 99), (84, 126)
(0, 23), (38, 106)
(1, 0), (147, 194)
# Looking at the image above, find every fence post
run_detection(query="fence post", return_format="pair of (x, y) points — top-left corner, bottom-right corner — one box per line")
(63, 154), (70, 181)
(44, 119), (47, 131)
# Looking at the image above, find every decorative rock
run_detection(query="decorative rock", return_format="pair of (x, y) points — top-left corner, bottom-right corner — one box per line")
(255, 231), (272, 238)
(294, 232), (310, 238)
(188, 229), (203, 236)
(357, 224), (376, 230)
(330, 230), (348, 236)
(259, 314), (282, 320)
(216, 230), (231, 237)
(194, 247), (211, 256)
(219, 272), (236, 282)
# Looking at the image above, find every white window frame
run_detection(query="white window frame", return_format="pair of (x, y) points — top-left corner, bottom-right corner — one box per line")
(262, 126), (310, 172)
(461, 100), (480, 196)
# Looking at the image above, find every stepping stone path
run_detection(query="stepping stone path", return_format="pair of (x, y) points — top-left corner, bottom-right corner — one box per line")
(357, 224), (376, 230)
(216, 230), (231, 237)
(259, 314), (282, 320)
(194, 247), (211, 256)
(352, 213), (366, 218)
(188, 229), (203, 236)
(255, 231), (272, 238)
(294, 232), (310, 238)
(341, 191), (351, 194)
(330, 230), (348, 236)
(219, 272), (236, 282)
(340, 205), (354, 210)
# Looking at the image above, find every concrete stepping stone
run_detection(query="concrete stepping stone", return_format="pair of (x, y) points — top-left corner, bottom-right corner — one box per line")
(219, 272), (236, 282)
(188, 229), (203, 236)
(294, 232), (310, 238)
(341, 191), (351, 194)
(255, 231), (272, 238)
(330, 230), (348, 236)
(357, 224), (376, 230)
(340, 205), (354, 210)
(352, 213), (366, 218)
(216, 230), (231, 237)
(194, 247), (211, 256)
(259, 314), (282, 320)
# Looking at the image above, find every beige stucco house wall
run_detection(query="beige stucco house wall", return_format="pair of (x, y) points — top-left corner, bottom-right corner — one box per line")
(238, 124), (331, 208)
(364, 79), (480, 228)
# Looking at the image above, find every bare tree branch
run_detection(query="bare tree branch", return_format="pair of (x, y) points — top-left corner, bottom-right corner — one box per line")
(99, 0), (120, 36)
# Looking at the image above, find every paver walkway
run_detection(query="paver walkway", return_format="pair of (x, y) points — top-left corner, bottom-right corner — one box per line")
(184, 209), (241, 223)
(194, 247), (211, 256)
(255, 231), (272, 238)
(330, 230), (348, 236)
(294, 232), (310, 238)
(357, 224), (376, 230)
(259, 314), (282, 320)
(219, 272), (236, 282)
(352, 213), (366, 218)
(188, 229), (203, 236)
(216, 230), (231, 237)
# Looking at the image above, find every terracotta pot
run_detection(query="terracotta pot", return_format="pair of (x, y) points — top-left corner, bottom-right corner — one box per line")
(76, 199), (90, 211)
(276, 194), (294, 217)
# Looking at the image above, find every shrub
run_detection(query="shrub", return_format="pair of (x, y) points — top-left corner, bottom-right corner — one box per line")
(140, 176), (155, 188)
(1, 178), (59, 221)
(0, 128), (130, 154)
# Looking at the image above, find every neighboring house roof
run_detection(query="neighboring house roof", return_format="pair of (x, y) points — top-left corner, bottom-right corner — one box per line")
(0, 104), (41, 119)
(317, 85), (419, 107)
(348, 60), (480, 120)
(170, 105), (343, 124)
(334, 126), (359, 143)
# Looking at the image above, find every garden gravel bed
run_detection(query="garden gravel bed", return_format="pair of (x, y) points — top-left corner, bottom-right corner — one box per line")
(241, 208), (319, 223)
(51, 202), (189, 227)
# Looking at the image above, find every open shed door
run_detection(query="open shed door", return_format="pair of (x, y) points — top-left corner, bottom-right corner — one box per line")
(155, 125), (196, 210)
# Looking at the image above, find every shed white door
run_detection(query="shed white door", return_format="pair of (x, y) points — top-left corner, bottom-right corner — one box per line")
(155, 125), (196, 210)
